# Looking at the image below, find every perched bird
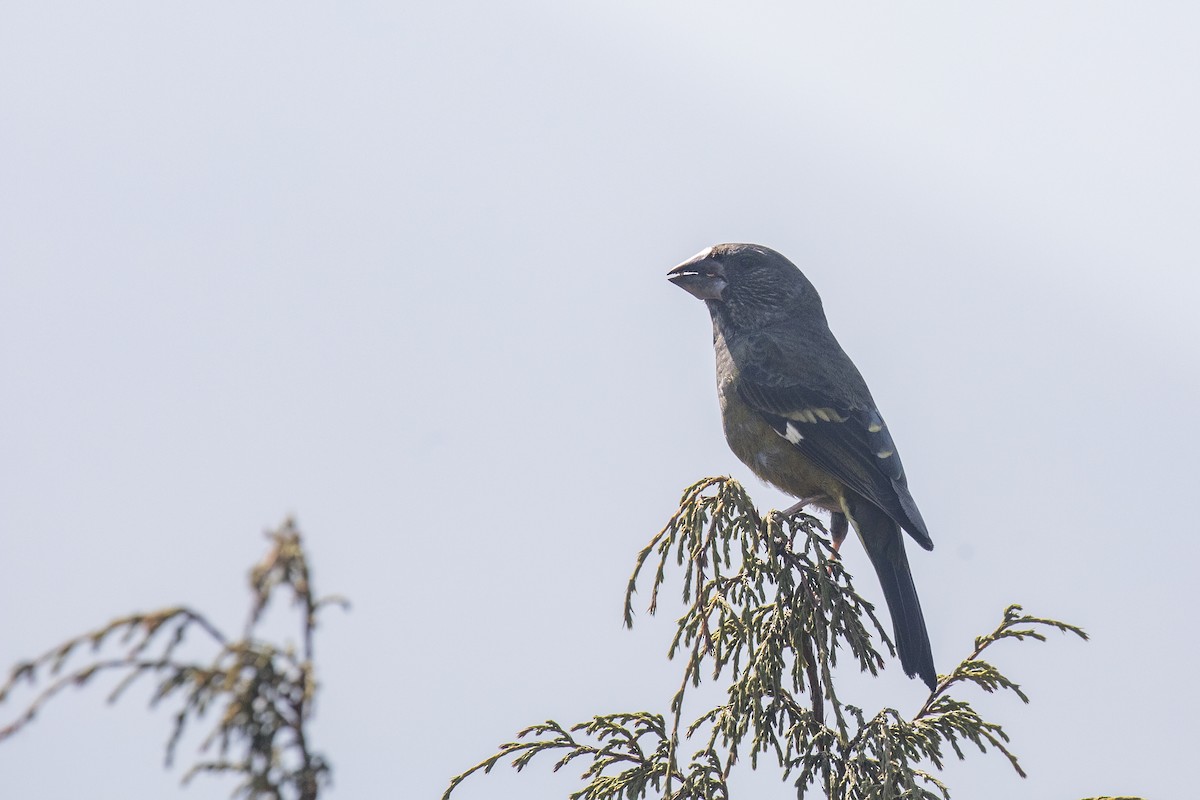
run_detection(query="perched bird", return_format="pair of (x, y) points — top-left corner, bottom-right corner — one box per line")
(668, 243), (937, 690)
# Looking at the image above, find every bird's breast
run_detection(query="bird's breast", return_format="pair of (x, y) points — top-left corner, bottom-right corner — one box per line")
(717, 374), (843, 510)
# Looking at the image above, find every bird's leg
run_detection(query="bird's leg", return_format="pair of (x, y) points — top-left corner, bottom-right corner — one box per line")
(829, 512), (849, 555)
(780, 497), (817, 517)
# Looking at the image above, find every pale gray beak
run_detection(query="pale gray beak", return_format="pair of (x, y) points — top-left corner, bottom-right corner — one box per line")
(667, 247), (727, 301)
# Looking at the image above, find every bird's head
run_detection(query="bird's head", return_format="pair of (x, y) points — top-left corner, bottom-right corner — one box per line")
(667, 243), (823, 332)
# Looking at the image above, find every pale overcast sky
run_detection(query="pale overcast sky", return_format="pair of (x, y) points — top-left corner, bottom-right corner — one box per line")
(2, 3), (1196, 799)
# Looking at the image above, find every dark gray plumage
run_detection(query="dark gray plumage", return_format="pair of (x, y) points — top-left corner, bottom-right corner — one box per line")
(668, 242), (937, 690)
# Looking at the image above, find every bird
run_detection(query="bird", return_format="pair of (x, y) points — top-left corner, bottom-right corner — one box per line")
(667, 242), (937, 690)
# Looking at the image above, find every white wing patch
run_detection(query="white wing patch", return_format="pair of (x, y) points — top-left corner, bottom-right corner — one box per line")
(784, 422), (805, 444)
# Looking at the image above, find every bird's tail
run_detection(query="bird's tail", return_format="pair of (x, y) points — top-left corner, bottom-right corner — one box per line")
(842, 499), (937, 691)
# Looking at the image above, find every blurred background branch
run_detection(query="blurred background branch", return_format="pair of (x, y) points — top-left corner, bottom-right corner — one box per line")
(0, 520), (346, 800)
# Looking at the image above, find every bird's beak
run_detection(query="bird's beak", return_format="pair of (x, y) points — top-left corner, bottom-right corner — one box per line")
(667, 247), (727, 301)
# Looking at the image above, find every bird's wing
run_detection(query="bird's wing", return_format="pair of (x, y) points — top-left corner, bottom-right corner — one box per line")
(733, 333), (932, 549)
